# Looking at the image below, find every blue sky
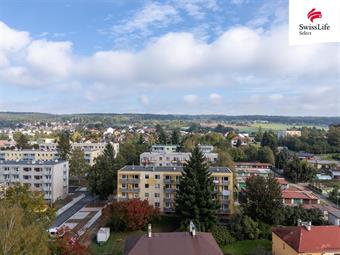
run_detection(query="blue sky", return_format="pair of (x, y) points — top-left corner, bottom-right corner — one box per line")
(0, 0), (339, 115)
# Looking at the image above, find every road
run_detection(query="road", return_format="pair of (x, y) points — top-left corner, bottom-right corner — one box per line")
(52, 193), (96, 228)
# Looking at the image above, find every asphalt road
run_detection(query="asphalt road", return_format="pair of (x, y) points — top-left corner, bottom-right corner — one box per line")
(52, 193), (96, 228)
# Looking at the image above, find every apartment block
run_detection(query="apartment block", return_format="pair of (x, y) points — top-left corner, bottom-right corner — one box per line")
(71, 142), (119, 157)
(0, 149), (59, 161)
(235, 162), (273, 189)
(0, 160), (69, 203)
(117, 166), (234, 215)
(140, 152), (218, 166)
(277, 130), (302, 139)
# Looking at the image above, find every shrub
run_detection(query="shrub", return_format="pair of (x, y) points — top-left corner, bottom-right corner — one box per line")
(212, 225), (236, 245)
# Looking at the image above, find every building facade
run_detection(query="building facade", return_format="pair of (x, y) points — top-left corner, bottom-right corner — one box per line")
(0, 149), (59, 161)
(235, 162), (273, 189)
(277, 130), (302, 139)
(0, 160), (69, 203)
(117, 166), (234, 215)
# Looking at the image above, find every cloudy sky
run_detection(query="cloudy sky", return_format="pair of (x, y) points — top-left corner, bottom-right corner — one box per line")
(0, 0), (339, 115)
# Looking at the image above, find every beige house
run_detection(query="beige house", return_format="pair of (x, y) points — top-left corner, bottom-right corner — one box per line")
(0, 149), (58, 161)
(117, 166), (234, 215)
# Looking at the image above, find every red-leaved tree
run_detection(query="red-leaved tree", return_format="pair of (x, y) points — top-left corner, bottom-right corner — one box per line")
(111, 199), (159, 231)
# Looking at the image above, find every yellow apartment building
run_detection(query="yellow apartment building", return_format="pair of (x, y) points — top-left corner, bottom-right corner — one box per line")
(0, 149), (58, 161)
(117, 165), (234, 215)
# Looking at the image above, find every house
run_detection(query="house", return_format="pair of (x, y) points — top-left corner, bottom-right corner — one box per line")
(282, 189), (319, 206)
(235, 162), (272, 189)
(276, 178), (289, 190)
(330, 166), (340, 180)
(277, 130), (301, 139)
(328, 210), (340, 226)
(297, 151), (315, 161)
(124, 224), (223, 255)
(272, 224), (340, 255)
(230, 135), (250, 147)
(303, 204), (339, 221)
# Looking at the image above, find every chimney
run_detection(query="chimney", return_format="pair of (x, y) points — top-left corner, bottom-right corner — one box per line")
(148, 224), (152, 238)
(298, 220), (312, 231)
(305, 222), (312, 231)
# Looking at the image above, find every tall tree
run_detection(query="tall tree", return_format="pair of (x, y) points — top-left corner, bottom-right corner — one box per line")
(171, 129), (180, 145)
(176, 146), (219, 231)
(254, 127), (263, 143)
(257, 146), (275, 165)
(87, 155), (114, 199)
(261, 131), (278, 152)
(69, 148), (88, 185)
(241, 175), (283, 225)
(57, 131), (71, 160)
(13, 132), (29, 149)
(276, 148), (290, 169)
(156, 124), (167, 144)
(0, 201), (51, 255)
(283, 156), (317, 183)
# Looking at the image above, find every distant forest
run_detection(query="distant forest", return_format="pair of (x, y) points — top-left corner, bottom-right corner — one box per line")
(0, 112), (339, 128)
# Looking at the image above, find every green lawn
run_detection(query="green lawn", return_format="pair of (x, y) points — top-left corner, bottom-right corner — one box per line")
(240, 123), (327, 133)
(221, 239), (272, 255)
(90, 231), (141, 255)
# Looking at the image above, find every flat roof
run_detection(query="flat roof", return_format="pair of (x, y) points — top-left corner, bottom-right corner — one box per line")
(120, 165), (232, 173)
(0, 160), (67, 166)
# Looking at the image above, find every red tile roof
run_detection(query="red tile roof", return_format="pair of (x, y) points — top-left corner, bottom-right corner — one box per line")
(273, 226), (340, 253)
(282, 190), (318, 200)
(276, 178), (288, 185)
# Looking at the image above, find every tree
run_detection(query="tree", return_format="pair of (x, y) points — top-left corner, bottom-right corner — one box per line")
(283, 156), (317, 183)
(13, 132), (29, 149)
(216, 149), (235, 170)
(71, 131), (82, 143)
(229, 147), (246, 162)
(244, 146), (258, 162)
(241, 175), (283, 225)
(156, 124), (167, 144)
(281, 206), (325, 226)
(51, 227), (90, 255)
(110, 199), (159, 231)
(261, 131), (278, 152)
(176, 146), (219, 231)
(171, 129), (180, 145)
(69, 148), (88, 185)
(57, 132), (71, 160)
(329, 186), (340, 204)
(276, 148), (290, 169)
(0, 201), (51, 255)
(254, 127), (263, 142)
(4, 184), (55, 229)
(87, 155), (114, 199)
(328, 125), (340, 148)
(257, 146), (275, 165)
(228, 214), (261, 241)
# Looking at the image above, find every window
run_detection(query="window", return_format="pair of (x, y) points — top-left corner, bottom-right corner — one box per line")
(122, 183), (126, 188)
(122, 175), (126, 179)
(23, 167), (31, 172)
(145, 174), (149, 179)
(145, 193), (149, 198)
(155, 175), (160, 179)
(155, 202), (160, 208)
(165, 202), (171, 208)
(145, 184), (149, 188)
(155, 184), (160, 189)
(165, 175), (171, 180)
(155, 193), (160, 198)
(23, 175), (31, 180)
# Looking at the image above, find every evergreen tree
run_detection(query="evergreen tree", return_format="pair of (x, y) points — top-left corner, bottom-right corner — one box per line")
(176, 146), (219, 231)
(261, 131), (278, 152)
(87, 155), (115, 199)
(156, 124), (167, 144)
(258, 146), (275, 165)
(283, 156), (317, 183)
(69, 148), (88, 185)
(171, 129), (180, 145)
(57, 131), (71, 160)
(276, 148), (290, 169)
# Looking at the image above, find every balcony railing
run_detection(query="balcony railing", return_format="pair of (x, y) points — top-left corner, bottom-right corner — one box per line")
(164, 197), (174, 203)
(121, 179), (140, 184)
(163, 208), (175, 213)
(119, 188), (140, 193)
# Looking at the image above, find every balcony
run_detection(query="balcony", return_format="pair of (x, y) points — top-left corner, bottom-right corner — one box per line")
(121, 179), (140, 184)
(163, 179), (175, 184)
(164, 197), (174, 203)
(164, 188), (176, 193)
(163, 207), (175, 213)
(119, 188), (140, 193)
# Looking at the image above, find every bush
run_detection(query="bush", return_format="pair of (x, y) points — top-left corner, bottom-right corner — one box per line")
(212, 225), (236, 245)
(247, 246), (272, 255)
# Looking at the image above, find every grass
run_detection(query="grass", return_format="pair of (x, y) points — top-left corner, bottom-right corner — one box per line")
(237, 123), (326, 133)
(221, 239), (272, 255)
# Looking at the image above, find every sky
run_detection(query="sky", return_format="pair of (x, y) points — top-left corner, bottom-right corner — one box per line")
(0, 0), (339, 116)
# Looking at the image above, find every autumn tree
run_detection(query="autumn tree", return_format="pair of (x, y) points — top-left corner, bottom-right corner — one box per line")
(110, 199), (159, 231)
(0, 201), (51, 255)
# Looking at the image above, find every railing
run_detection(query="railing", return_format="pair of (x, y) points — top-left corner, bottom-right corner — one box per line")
(163, 208), (175, 213)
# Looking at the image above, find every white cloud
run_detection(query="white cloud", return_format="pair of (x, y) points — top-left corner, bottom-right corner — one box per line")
(139, 95), (150, 105)
(184, 94), (198, 104)
(209, 93), (222, 104)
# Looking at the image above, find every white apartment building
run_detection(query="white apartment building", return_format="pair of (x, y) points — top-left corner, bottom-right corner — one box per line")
(71, 142), (119, 157)
(0, 160), (69, 203)
(151, 145), (178, 153)
(0, 149), (59, 161)
(140, 152), (218, 166)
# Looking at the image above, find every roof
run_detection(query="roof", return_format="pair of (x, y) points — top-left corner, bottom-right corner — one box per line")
(235, 162), (272, 167)
(120, 165), (232, 173)
(329, 210), (340, 218)
(124, 232), (223, 255)
(276, 178), (288, 185)
(273, 226), (340, 253)
(0, 160), (66, 166)
(282, 190), (318, 200)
